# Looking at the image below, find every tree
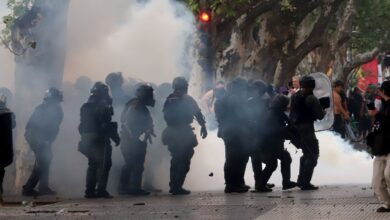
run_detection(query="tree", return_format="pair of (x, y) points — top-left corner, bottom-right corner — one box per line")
(1, 0), (70, 189)
(183, 0), (390, 87)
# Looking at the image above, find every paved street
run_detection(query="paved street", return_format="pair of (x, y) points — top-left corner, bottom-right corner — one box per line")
(0, 185), (388, 220)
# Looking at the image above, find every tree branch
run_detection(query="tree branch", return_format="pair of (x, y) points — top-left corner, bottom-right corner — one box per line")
(288, 0), (345, 62)
(218, 0), (278, 32)
(342, 47), (381, 76)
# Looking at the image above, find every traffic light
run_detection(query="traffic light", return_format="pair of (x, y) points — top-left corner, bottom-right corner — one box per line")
(199, 11), (211, 23)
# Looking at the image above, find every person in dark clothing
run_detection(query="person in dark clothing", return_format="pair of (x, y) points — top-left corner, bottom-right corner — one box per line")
(290, 76), (326, 190)
(78, 82), (120, 199)
(370, 81), (390, 212)
(22, 88), (64, 197)
(256, 95), (297, 192)
(246, 80), (272, 192)
(0, 94), (15, 203)
(162, 77), (207, 195)
(348, 88), (364, 122)
(215, 78), (250, 193)
(118, 84), (156, 196)
(105, 72), (128, 107)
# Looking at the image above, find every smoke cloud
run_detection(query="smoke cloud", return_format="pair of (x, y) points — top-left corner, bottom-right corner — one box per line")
(187, 131), (372, 191)
(0, 0), (372, 197)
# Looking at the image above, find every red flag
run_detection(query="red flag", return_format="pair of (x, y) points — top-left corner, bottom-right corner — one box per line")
(357, 57), (378, 92)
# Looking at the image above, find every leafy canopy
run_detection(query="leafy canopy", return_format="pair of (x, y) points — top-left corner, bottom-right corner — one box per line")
(1, 0), (35, 46)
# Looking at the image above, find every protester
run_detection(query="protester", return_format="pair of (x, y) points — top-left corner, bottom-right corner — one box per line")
(369, 81), (390, 212)
(333, 80), (350, 138)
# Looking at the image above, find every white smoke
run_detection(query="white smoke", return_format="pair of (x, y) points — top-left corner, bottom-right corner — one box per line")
(64, 0), (195, 84)
(186, 131), (372, 191)
(0, 0), (373, 196)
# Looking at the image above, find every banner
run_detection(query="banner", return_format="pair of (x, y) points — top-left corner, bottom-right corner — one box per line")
(357, 57), (379, 92)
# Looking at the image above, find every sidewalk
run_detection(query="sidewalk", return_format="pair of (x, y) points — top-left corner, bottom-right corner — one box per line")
(0, 185), (388, 220)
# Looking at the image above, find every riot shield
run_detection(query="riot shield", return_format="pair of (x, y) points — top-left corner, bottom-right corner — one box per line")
(0, 112), (13, 168)
(310, 72), (334, 131)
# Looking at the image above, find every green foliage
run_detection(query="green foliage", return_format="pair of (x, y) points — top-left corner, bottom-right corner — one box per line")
(350, 0), (390, 53)
(0, 0), (34, 46)
(183, 0), (295, 19)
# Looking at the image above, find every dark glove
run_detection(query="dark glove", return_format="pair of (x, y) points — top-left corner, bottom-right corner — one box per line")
(144, 129), (156, 144)
(109, 122), (120, 146)
(319, 97), (331, 109)
(200, 125), (208, 139)
(112, 135), (120, 146)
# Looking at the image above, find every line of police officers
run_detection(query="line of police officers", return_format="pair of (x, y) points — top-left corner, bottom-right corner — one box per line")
(0, 75), (330, 200)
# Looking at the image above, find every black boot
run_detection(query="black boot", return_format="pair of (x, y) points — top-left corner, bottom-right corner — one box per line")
(38, 187), (57, 196)
(252, 186), (272, 193)
(225, 185), (249, 193)
(129, 189), (150, 196)
(299, 183), (319, 191)
(282, 181), (297, 190)
(170, 188), (191, 195)
(96, 190), (113, 199)
(22, 188), (39, 197)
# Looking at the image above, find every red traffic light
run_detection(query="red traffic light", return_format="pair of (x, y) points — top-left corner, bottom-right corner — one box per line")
(199, 11), (211, 23)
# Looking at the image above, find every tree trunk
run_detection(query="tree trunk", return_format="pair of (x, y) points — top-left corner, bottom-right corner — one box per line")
(13, 0), (70, 190)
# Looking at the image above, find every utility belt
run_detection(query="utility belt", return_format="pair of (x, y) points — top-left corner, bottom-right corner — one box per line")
(162, 125), (197, 148)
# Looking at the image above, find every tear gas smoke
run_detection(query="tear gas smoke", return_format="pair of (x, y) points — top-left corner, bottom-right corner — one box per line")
(0, 0), (373, 197)
(187, 131), (372, 191)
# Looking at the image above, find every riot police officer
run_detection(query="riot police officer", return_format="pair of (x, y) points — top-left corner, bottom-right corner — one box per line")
(105, 72), (128, 107)
(290, 76), (326, 190)
(22, 88), (64, 197)
(257, 95), (297, 192)
(162, 77), (207, 195)
(0, 94), (15, 202)
(78, 82), (120, 199)
(215, 78), (250, 193)
(246, 80), (274, 192)
(118, 84), (155, 196)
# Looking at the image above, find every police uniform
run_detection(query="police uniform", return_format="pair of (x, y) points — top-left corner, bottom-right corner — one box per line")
(79, 83), (120, 198)
(215, 78), (250, 193)
(0, 101), (15, 198)
(259, 97), (296, 191)
(290, 87), (325, 189)
(23, 91), (63, 196)
(118, 96), (154, 195)
(162, 92), (206, 194)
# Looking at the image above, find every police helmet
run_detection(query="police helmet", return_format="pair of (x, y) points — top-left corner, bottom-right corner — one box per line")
(74, 76), (93, 91)
(105, 72), (124, 88)
(227, 77), (248, 94)
(136, 84), (155, 106)
(300, 75), (316, 89)
(270, 94), (290, 111)
(136, 84), (154, 98)
(172, 77), (189, 90)
(0, 93), (7, 105)
(91, 82), (109, 97)
(44, 88), (63, 102)
(249, 80), (267, 96)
